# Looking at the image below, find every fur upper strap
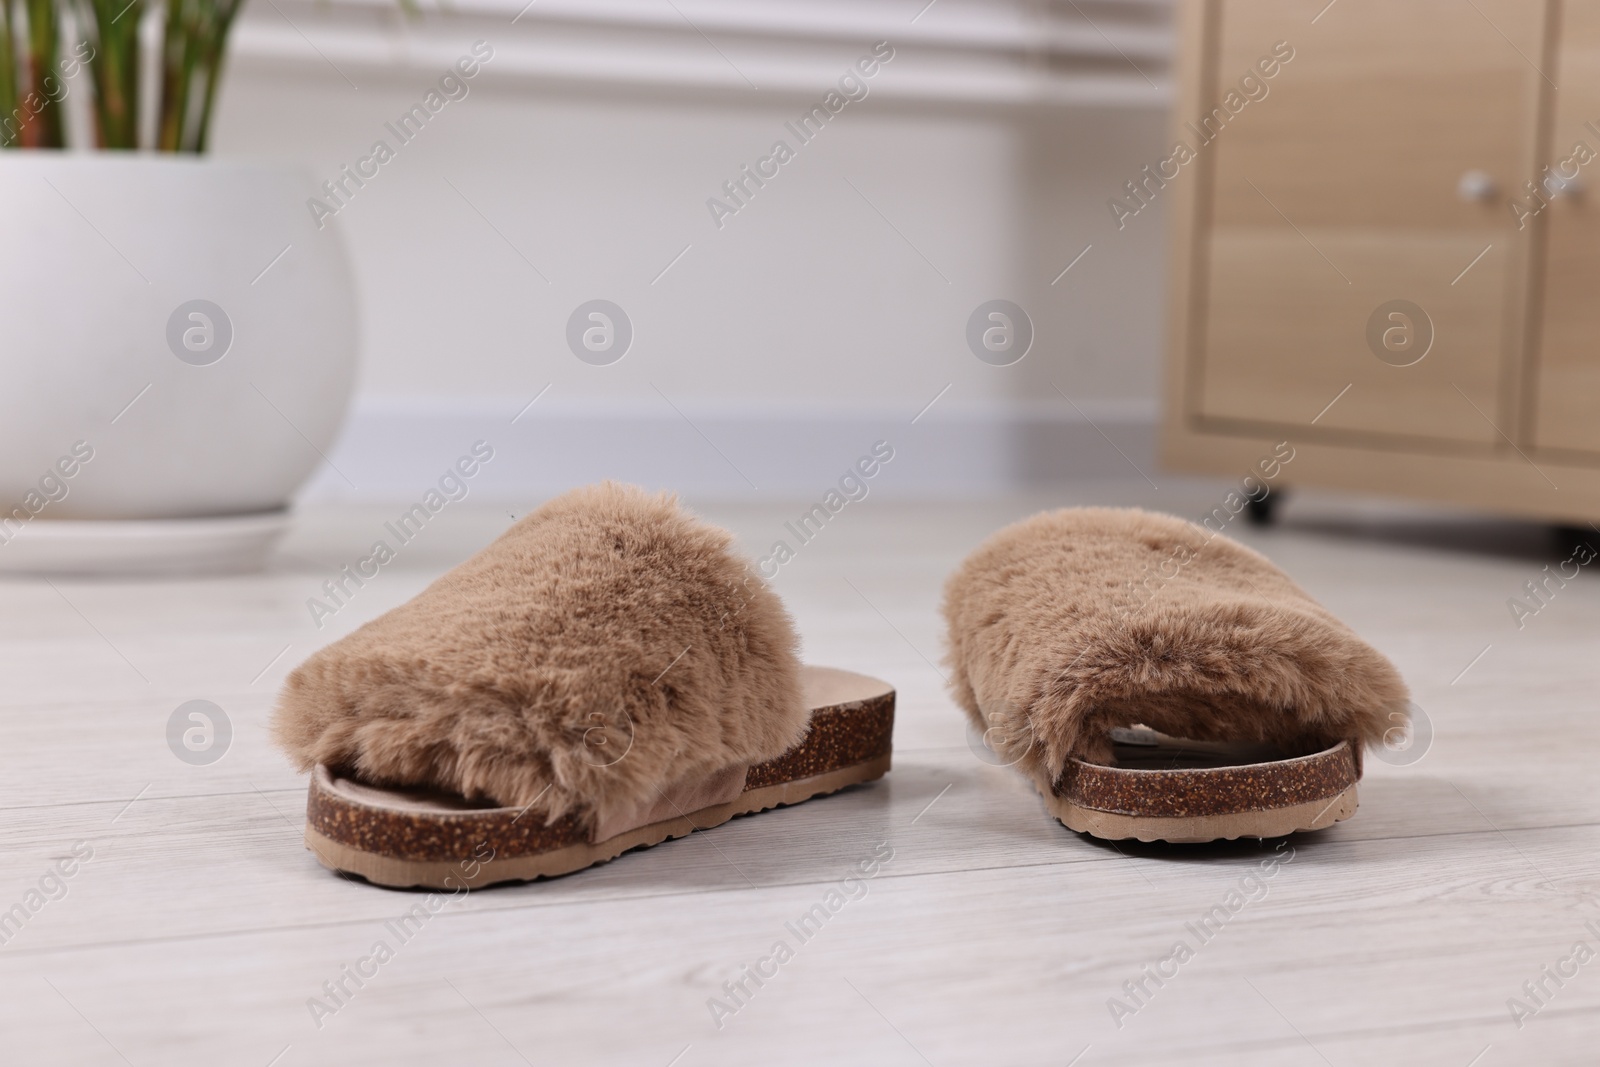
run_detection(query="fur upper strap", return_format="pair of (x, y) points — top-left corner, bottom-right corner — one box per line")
(942, 507), (1409, 791)
(273, 482), (807, 825)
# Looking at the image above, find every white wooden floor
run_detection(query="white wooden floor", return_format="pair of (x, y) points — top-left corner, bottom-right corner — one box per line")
(3, 485), (1598, 1066)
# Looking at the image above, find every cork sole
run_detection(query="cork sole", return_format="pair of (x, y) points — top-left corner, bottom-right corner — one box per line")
(1047, 732), (1362, 844)
(301, 666), (894, 889)
(1047, 783), (1359, 844)
(307, 754), (891, 889)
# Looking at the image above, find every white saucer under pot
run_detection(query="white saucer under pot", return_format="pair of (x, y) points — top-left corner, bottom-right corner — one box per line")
(0, 153), (358, 575)
(0, 511), (294, 576)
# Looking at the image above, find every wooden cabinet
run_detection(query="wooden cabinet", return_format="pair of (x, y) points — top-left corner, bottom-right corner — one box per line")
(1166, 0), (1600, 522)
(1532, 2), (1600, 456)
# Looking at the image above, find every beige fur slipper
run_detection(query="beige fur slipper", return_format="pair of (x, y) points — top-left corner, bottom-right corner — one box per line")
(274, 483), (893, 888)
(943, 507), (1408, 843)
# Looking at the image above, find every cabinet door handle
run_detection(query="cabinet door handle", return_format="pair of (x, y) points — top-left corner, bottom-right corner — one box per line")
(1458, 170), (1499, 201)
(1543, 172), (1583, 198)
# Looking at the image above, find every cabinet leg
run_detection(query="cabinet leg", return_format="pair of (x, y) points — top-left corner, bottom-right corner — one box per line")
(1552, 524), (1599, 558)
(1245, 489), (1286, 527)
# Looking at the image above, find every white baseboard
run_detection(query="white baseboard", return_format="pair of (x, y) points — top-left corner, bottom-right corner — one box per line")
(302, 396), (1161, 502)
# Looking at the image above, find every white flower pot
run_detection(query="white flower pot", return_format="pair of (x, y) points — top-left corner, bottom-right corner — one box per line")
(0, 153), (358, 573)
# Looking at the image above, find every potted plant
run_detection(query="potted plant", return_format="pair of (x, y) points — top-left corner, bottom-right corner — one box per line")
(0, 0), (358, 573)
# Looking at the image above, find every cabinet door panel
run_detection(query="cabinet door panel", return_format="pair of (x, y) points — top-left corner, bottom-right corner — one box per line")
(1192, 0), (1545, 445)
(1533, 1), (1600, 454)
(1203, 232), (1509, 440)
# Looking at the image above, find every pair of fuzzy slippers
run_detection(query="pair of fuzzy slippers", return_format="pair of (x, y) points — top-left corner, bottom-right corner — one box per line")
(274, 483), (1408, 889)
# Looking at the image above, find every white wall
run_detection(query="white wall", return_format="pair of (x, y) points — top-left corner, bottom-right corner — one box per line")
(210, 0), (1173, 497)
